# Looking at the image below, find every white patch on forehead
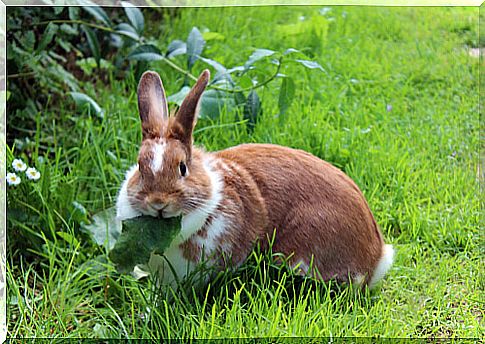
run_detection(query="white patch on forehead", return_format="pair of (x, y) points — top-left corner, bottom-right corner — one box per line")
(150, 140), (166, 173)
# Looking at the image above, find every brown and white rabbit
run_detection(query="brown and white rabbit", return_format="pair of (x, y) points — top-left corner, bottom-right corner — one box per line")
(116, 69), (394, 288)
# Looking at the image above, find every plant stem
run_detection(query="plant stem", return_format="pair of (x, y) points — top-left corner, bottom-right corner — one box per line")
(34, 20), (141, 42)
(161, 57), (198, 82)
(35, 20), (115, 33)
(161, 56), (283, 94)
(7, 72), (36, 79)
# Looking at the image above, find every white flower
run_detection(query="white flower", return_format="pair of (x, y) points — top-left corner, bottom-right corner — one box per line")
(6, 173), (21, 186)
(25, 167), (41, 181)
(12, 159), (27, 172)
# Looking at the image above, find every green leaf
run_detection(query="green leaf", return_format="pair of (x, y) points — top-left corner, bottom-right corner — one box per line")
(244, 49), (275, 71)
(239, 75), (253, 89)
(186, 27), (205, 71)
(115, 23), (140, 41)
(121, 1), (144, 34)
(199, 89), (235, 119)
(283, 48), (301, 55)
(60, 23), (78, 36)
(53, 6), (64, 15)
(80, 1), (112, 27)
(109, 216), (182, 274)
(56, 231), (80, 247)
(82, 26), (101, 68)
(278, 77), (295, 122)
(166, 40), (186, 58)
(22, 31), (35, 52)
(70, 92), (104, 118)
(167, 86), (191, 106)
(71, 201), (89, 224)
(37, 22), (58, 52)
(244, 90), (261, 131)
(68, 7), (79, 20)
(198, 56), (226, 74)
(295, 59), (325, 72)
(127, 44), (164, 61)
(81, 207), (120, 250)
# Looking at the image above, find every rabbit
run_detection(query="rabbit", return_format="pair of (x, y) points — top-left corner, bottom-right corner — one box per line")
(116, 69), (394, 288)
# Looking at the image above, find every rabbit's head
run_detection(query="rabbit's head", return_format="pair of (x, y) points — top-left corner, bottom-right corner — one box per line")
(125, 70), (213, 219)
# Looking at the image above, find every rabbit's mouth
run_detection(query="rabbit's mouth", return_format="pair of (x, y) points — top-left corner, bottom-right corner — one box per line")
(157, 208), (182, 219)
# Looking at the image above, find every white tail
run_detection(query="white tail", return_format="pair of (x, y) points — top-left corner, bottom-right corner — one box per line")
(368, 244), (394, 289)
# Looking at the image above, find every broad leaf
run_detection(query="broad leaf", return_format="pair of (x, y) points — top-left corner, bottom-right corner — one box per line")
(22, 31), (35, 52)
(82, 26), (101, 67)
(244, 90), (261, 131)
(71, 201), (89, 224)
(109, 216), (182, 274)
(68, 7), (79, 20)
(278, 77), (295, 122)
(121, 1), (144, 34)
(239, 75), (253, 89)
(244, 49), (275, 71)
(127, 44), (164, 61)
(227, 66), (245, 74)
(283, 48), (301, 55)
(82, 207), (120, 250)
(199, 57), (234, 85)
(295, 59), (325, 72)
(166, 40), (186, 58)
(70, 92), (104, 118)
(167, 86), (191, 106)
(80, 0), (112, 27)
(198, 56), (226, 74)
(169, 87), (235, 118)
(200, 89), (235, 119)
(186, 27), (205, 71)
(115, 23), (140, 41)
(37, 22), (58, 52)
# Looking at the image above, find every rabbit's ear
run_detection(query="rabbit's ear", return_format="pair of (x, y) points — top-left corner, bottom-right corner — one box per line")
(174, 69), (210, 145)
(137, 71), (169, 140)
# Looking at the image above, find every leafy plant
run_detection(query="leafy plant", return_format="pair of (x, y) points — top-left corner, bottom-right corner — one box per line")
(127, 27), (326, 130)
(7, 3), (156, 143)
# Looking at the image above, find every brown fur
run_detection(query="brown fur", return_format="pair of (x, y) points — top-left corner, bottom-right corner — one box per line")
(127, 70), (387, 286)
(216, 144), (384, 284)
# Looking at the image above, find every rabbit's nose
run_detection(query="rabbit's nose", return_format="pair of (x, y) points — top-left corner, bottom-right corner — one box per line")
(145, 194), (167, 206)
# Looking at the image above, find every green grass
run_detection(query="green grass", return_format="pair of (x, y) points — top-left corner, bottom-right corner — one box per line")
(6, 6), (483, 340)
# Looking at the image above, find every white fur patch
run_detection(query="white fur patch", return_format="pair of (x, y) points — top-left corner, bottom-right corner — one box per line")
(154, 157), (225, 284)
(116, 164), (142, 221)
(175, 157), (223, 245)
(195, 215), (228, 255)
(156, 245), (193, 286)
(368, 244), (394, 289)
(150, 140), (166, 173)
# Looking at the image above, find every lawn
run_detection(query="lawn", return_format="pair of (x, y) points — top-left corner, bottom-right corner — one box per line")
(6, 5), (483, 340)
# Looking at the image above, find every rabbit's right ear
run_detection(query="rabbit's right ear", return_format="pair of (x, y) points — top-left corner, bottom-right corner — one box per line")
(137, 71), (169, 140)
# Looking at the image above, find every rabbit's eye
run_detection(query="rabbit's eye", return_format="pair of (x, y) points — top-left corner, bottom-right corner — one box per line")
(179, 161), (187, 177)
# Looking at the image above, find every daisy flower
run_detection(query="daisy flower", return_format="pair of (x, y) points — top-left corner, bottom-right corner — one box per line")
(6, 173), (21, 186)
(12, 159), (27, 172)
(25, 167), (41, 181)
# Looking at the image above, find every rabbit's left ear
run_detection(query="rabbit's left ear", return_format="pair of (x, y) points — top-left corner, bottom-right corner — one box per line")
(174, 69), (210, 145)
(137, 71), (169, 140)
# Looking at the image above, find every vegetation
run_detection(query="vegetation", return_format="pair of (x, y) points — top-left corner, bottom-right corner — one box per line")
(6, 5), (483, 340)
